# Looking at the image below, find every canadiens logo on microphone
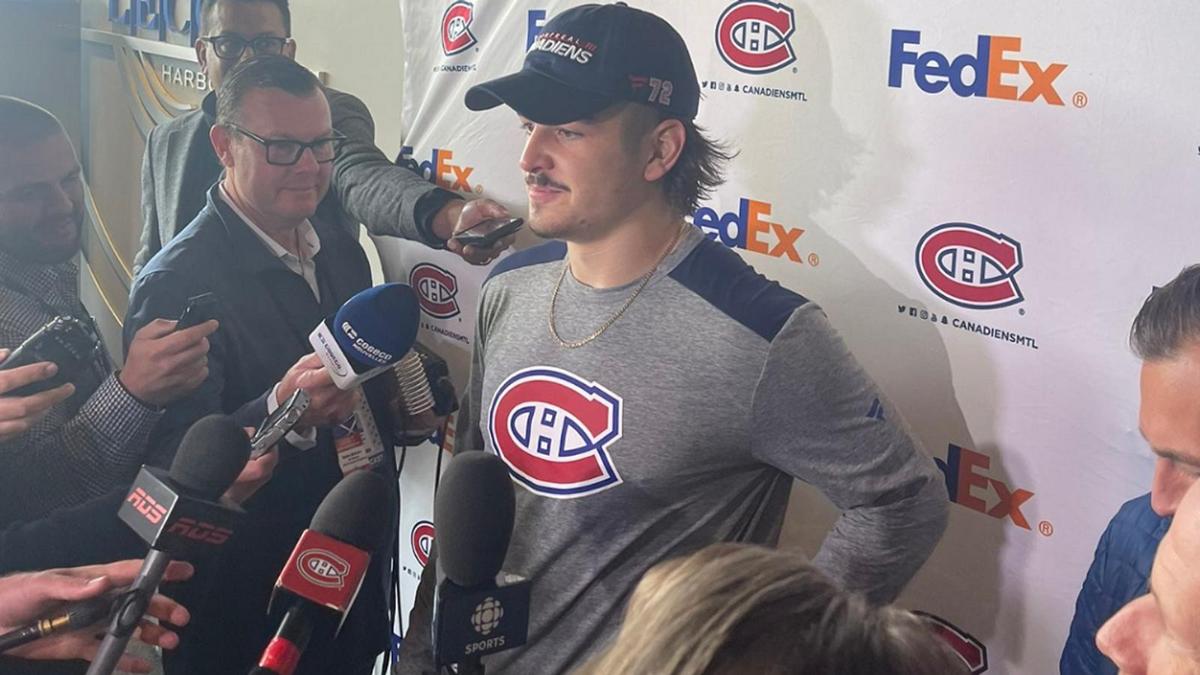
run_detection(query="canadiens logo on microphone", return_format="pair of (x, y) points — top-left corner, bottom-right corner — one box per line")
(442, 1), (477, 56)
(715, 0), (797, 74)
(488, 367), (623, 499)
(410, 263), (460, 319)
(916, 223), (1024, 309)
(411, 520), (435, 568)
(298, 549), (351, 589)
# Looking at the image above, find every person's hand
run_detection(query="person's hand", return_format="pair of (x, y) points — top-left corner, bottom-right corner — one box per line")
(439, 199), (515, 265)
(0, 559), (193, 673)
(276, 353), (358, 428)
(0, 349), (74, 441)
(120, 319), (218, 407)
(222, 427), (280, 504)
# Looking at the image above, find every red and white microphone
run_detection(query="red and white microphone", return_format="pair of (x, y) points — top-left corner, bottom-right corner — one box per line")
(250, 470), (394, 675)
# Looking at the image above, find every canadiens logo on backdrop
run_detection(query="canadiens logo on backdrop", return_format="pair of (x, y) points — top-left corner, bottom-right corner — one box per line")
(441, 1), (477, 55)
(692, 197), (816, 266)
(915, 612), (988, 674)
(411, 520), (435, 568)
(936, 443), (1036, 531)
(704, 0), (808, 103)
(488, 367), (623, 499)
(410, 263), (460, 319)
(398, 145), (482, 194)
(889, 30), (1087, 108)
(715, 0), (796, 74)
(916, 223), (1023, 310)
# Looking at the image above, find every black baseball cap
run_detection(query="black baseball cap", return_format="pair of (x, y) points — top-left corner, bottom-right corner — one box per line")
(465, 2), (700, 125)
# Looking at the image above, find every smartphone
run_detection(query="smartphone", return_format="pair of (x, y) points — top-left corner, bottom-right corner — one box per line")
(176, 293), (218, 331)
(452, 217), (524, 249)
(0, 316), (100, 396)
(249, 388), (311, 458)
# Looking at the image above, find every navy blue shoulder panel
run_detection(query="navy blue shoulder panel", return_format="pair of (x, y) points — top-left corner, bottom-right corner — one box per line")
(669, 237), (809, 341)
(486, 240), (567, 284)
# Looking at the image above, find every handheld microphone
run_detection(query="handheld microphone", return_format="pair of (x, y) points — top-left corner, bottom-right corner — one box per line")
(251, 470), (395, 675)
(309, 283), (420, 390)
(0, 592), (116, 653)
(86, 415), (250, 675)
(433, 452), (530, 674)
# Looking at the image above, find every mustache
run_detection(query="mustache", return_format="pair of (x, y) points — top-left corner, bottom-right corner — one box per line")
(525, 173), (568, 191)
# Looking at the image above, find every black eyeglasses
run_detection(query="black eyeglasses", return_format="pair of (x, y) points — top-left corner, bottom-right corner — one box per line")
(201, 35), (290, 60)
(226, 124), (345, 166)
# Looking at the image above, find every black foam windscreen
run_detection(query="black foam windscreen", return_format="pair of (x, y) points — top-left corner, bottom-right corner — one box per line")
(310, 470), (395, 551)
(434, 451), (515, 588)
(168, 414), (252, 501)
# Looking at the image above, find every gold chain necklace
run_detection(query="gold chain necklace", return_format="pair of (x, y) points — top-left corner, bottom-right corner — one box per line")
(548, 222), (688, 349)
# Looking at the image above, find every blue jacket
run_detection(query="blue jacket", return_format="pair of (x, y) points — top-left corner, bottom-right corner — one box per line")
(1061, 493), (1169, 674)
(125, 184), (398, 675)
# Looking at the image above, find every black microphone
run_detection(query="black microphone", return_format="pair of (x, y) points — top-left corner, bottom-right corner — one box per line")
(0, 591), (115, 653)
(433, 452), (530, 674)
(250, 470), (395, 675)
(86, 414), (250, 675)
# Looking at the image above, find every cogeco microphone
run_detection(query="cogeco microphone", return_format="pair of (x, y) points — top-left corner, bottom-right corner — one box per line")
(250, 470), (395, 675)
(433, 452), (530, 674)
(309, 283), (420, 390)
(86, 414), (250, 675)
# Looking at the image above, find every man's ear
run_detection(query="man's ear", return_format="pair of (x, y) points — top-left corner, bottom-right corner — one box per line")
(210, 124), (234, 168)
(643, 118), (685, 183)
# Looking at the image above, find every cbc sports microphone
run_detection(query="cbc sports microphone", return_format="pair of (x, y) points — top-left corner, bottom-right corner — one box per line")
(309, 283), (420, 390)
(433, 452), (531, 674)
(250, 470), (395, 675)
(87, 414), (250, 675)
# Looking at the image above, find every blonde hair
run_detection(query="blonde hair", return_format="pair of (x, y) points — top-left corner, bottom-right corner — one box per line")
(575, 544), (966, 675)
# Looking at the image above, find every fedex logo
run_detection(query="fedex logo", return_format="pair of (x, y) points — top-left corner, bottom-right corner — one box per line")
(166, 517), (232, 545)
(888, 30), (1068, 106)
(399, 146), (480, 194)
(527, 9), (547, 50)
(127, 487), (167, 525)
(693, 198), (805, 262)
(936, 444), (1033, 530)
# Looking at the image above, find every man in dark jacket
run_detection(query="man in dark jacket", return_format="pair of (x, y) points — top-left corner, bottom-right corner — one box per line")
(1061, 264), (1200, 673)
(135, 0), (511, 274)
(126, 56), (396, 675)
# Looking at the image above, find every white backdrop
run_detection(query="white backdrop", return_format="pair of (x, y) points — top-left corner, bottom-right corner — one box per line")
(380, 1), (1200, 672)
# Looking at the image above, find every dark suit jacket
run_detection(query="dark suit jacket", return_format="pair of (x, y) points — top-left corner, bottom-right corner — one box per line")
(125, 184), (398, 674)
(135, 88), (459, 273)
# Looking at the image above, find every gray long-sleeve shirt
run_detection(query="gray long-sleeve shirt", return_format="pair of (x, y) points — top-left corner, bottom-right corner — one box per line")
(399, 227), (948, 674)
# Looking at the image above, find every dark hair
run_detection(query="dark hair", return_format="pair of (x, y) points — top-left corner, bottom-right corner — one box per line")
(201, 0), (291, 36)
(1131, 264), (1200, 360)
(0, 96), (64, 148)
(215, 54), (323, 126)
(624, 104), (735, 216)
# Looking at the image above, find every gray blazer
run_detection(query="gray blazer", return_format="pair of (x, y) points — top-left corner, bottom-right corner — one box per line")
(135, 88), (457, 274)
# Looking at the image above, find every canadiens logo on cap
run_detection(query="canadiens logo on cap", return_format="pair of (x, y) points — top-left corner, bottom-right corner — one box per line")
(528, 31), (598, 65)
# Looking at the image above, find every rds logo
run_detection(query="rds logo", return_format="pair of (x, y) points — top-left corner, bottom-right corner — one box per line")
(916, 223), (1023, 310)
(889, 30), (1070, 106)
(694, 198), (805, 263)
(411, 520), (435, 568)
(488, 367), (623, 499)
(409, 263), (460, 319)
(442, 1), (477, 56)
(936, 443), (1033, 530)
(715, 0), (796, 74)
(398, 146), (481, 194)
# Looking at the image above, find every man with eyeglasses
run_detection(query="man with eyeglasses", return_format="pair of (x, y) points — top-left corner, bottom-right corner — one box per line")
(0, 96), (216, 528)
(135, 0), (512, 275)
(125, 55), (400, 675)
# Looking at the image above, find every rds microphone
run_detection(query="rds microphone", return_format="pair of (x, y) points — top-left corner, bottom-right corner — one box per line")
(309, 283), (420, 390)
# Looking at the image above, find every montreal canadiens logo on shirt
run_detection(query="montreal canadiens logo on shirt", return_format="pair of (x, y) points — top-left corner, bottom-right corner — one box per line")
(488, 367), (623, 499)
